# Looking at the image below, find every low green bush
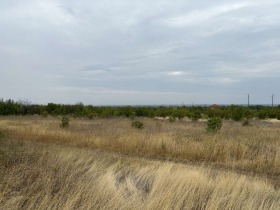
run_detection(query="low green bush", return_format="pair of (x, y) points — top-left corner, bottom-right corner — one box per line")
(169, 116), (176, 123)
(191, 111), (202, 121)
(41, 111), (49, 118)
(131, 121), (144, 129)
(87, 112), (95, 119)
(206, 117), (222, 132)
(242, 118), (250, 126)
(258, 110), (268, 119)
(60, 115), (70, 128)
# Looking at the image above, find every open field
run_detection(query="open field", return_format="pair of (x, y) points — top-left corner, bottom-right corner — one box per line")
(1, 116), (280, 209)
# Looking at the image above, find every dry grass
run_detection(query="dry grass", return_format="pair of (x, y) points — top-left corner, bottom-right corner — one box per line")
(0, 116), (280, 209)
(0, 116), (279, 177)
(1, 141), (279, 210)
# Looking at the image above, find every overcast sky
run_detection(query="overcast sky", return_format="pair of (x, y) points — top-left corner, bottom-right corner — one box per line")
(1, 0), (280, 105)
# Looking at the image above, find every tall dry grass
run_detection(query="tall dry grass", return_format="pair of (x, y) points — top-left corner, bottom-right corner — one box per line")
(0, 116), (279, 178)
(1, 140), (279, 210)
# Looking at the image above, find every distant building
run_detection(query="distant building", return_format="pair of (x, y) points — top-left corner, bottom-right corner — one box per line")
(210, 104), (220, 109)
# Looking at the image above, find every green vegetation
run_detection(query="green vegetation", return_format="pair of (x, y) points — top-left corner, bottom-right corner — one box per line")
(60, 115), (70, 128)
(131, 120), (144, 129)
(1, 98), (280, 121)
(242, 118), (250, 126)
(41, 111), (49, 118)
(206, 117), (222, 132)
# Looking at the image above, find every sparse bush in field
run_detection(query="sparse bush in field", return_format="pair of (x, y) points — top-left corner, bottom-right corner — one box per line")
(41, 111), (49, 118)
(169, 116), (176, 123)
(242, 118), (250, 126)
(131, 121), (144, 129)
(206, 117), (222, 132)
(60, 115), (70, 128)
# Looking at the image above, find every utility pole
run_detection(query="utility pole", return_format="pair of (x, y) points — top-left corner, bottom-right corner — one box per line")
(272, 94), (274, 107)
(247, 94), (250, 107)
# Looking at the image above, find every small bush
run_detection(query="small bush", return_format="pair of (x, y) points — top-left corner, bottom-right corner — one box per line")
(169, 116), (176, 123)
(41, 111), (49, 118)
(87, 112), (95, 119)
(258, 111), (268, 120)
(206, 117), (222, 132)
(60, 115), (70, 128)
(131, 121), (144, 129)
(191, 111), (201, 121)
(231, 109), (244, 121)
(242, 118), (250, 126)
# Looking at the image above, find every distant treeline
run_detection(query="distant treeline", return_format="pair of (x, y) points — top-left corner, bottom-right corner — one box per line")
(0, 99), (280, 120)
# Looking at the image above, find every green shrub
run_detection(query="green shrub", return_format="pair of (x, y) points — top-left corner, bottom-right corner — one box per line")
(206, 117), (222, 132)
(41, 111), (49, 118)
(258, 110), (268, 119)
(243, 109), (253, 119)
(242, 118), (250, 126)
(60, 115), (70, 128)
(231, 107), (244, 121)
(131, 121), (144, 129)
(169, 116), (176, 123)
(191, 111), (201, 121)
(87, 112), (95, 119)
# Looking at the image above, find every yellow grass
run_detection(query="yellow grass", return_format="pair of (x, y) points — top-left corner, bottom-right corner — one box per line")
(0, 116), (279, 176)
(0, 116), (280, 209)
(1, 143), (280, 210)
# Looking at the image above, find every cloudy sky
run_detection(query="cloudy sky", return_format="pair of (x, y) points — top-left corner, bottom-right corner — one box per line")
(1, 0), (280, 105)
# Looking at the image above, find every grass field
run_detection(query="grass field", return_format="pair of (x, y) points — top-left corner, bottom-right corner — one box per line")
(0, 116), (280, 209)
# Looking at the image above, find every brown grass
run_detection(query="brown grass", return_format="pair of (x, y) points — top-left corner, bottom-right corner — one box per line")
(0, 116), (280, 209)
(1, 142), (280, 210)
(0, 116), (279, 177)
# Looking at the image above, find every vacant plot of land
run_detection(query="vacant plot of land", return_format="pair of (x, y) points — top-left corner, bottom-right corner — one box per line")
(0, 116), (280, 209)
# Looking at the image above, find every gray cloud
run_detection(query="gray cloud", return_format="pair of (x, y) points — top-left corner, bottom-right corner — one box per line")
(0, 0), (280, 105)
